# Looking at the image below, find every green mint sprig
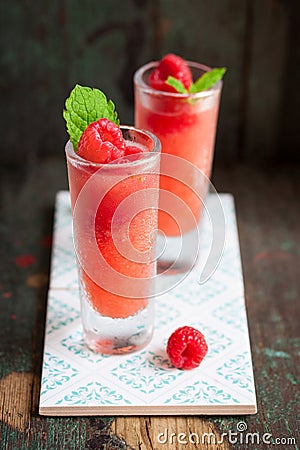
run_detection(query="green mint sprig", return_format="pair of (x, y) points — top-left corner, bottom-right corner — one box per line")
(189, 67), (226, 93)
(63, 84), (120, 150)
(166, 77), (188, 94)
(166, 67), (226, 95)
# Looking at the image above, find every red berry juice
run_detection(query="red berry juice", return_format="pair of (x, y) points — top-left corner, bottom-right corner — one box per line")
(66, 127), (160, 353)
(134, 61), (222, 236)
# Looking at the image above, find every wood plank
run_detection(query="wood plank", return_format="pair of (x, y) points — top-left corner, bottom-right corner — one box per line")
(1, 1), (298, 163)
(213, 163), (300, 444)
(0, 152), (299, 447)
(113, 416), (231, 449)
(156, 0), (248, 163)
(0, 372), (38, 432)
(243, 0), (288, 161)
(279, 0), (300, 161)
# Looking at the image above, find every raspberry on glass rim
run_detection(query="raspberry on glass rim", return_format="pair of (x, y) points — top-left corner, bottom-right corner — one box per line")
(149, 53), (192, 93)
(77, 118), (143, 164)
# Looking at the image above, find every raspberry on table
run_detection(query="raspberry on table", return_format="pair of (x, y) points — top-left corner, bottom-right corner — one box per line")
(149, 53), (192, 93)
(77, 118), (126, 163)
(166, 326), (208, 370)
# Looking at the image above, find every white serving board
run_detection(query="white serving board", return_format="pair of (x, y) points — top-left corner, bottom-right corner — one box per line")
(39, 191), (257, 415)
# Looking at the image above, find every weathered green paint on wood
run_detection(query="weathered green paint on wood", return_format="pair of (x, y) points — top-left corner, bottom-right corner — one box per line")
(0, 0), (299, 164)
(0, 1), (300, 448)
(1, 156), (299, 449)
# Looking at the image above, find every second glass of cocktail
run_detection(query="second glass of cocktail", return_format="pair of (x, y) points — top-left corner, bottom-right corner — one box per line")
(134, 54), (224, 273)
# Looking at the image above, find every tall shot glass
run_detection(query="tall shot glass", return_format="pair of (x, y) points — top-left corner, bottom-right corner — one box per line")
(134, 60), (223, 273)
(65, 126), (161, 354)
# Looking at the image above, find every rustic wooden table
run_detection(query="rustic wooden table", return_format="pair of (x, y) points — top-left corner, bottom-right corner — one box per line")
(0, 157), (299, 449)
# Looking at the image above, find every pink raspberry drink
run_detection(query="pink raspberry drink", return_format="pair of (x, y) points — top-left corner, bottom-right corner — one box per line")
(134, 55), (225, 271)
(64, 86), (161, 354)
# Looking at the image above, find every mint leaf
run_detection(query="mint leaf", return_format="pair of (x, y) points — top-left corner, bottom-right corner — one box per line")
(164, 68), (226, 95)
(63, 84), (120, 150)
(189, 67), (226, 93)
(165, 76), (188, 94)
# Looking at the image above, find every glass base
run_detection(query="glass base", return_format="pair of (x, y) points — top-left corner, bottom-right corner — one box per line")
(79, 285), (155, 355)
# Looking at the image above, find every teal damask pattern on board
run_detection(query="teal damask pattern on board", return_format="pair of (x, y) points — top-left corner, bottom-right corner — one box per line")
(155, 300), (181, 328)
(192, 323), (233, 360)
(164, 380), (240, 405)
(50, 192), (77, 289)
(170, 277), (228, 304)
(213, 295), (247, 333)
(60, 330), (109, 363)
(55, 382), (132, 405)
(47, 296), (80, 334)
(51, 246), (77, 286)
(218, 246), (243, 281)
(216, 351), (254, 394)
(41, 353), (79, 396)
(110, 351), (183, 395)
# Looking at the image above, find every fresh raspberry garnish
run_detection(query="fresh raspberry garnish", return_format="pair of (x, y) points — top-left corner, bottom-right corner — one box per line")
(118, 144), (144, 162)
(166, 326), (208, 370)
(149, 54), (192, 93)
(125, 144), (143, 156)
(77, 118), (126, 163)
